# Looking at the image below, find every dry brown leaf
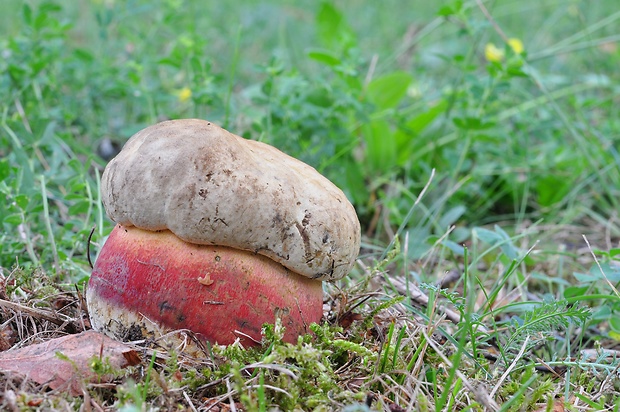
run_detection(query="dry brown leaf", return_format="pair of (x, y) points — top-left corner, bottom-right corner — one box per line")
(0, 330), (140, 396)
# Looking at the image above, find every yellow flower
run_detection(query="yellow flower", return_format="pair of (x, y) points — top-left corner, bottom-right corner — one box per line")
(508, 38), (524, 54)
(485, 43), (504, 63)
(177, 87), (192, 103)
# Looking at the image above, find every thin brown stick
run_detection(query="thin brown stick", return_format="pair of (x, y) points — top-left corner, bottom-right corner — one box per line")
(475, 0), (509, 42)
(583, 235), (620, 298)
(87, 225), (96, 269)
(0, 298), (75, 327)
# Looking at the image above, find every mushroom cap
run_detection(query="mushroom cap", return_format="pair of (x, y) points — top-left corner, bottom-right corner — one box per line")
(101, 119), (361, 281)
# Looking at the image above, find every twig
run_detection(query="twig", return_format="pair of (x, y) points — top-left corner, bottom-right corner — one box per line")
(489, 336), (529, 398)
(593, 361), (620, 402)
(0, 298), (75, 327)
(87, 225), (96, 269)
(226, 378), (237, 412)
(233, 329), (261, 345)
(583, 235), (620, 298)
(182, 391), (198, 412)
(475, 0), (509, 42)
(364, 54), (379, 86)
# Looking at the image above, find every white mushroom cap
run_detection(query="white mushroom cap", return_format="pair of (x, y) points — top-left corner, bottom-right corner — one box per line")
(101, 119), (361, 281)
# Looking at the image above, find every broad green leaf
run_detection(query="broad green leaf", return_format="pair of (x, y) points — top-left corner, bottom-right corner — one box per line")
(34, 11), (49, 31)
(591, 305), (611, 321)
(40, 2), (62, 13)
(190, 56), (203, 76)
(307, 49), (341, 67)
(537, 175), (571, 207)
(439, 205), (466, 228)
(3, 214), (22, 226)
(563, 286), (588, 299)
(473, 227), (501, 245)
(610, 316), (620, 333)
(394, 101), (447, 166)
(22, 4), (32, 25)
(590, 262), (620, 282)
(15, 194), (29, 210)
(406, 227), (432, 259)
(0, 160), (10, 182)
(437, 0), (463, 16)
(405, 99), (448, 134)
(366, 71), (413, 110)
(158, 57), (182, 68)
(572, 272), (598, 283)
(344, 160), (369, 207)
(441, 239), (465, 256)
(363, 120), (397, 174)
(316, 2), (355, 50)
(494, 225), (519, 260)
(73, 48), (94, 62)
(68, 201), (90, 215)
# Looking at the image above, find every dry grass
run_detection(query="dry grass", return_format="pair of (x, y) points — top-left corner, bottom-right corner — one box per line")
(0, 222), (619, 411)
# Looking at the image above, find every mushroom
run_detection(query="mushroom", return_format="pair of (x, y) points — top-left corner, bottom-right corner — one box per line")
(87, 119), (361, 347)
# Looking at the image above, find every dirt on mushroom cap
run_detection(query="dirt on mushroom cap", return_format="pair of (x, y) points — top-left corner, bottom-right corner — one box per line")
(101, 119), (361, 281)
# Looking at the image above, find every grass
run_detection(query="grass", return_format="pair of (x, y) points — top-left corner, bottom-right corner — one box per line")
(1, 0), (620, 410)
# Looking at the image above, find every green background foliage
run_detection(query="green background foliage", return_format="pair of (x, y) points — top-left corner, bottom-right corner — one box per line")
(3, 0), (620, 272)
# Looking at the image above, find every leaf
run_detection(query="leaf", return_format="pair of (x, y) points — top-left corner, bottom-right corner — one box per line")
(157, 56), (182, 68)
(441, 239), (465, 256)
(3, 214), (22, 226)
(366, 71), (413, 110)
(536, 175), (572, 207)
(68, 200), (90, 215)
(473, 227), (501, 245)
(343, 160), (369, 206)
(472, 226), (519, 260)
(494, 225), (519, 260)
(307, 48), (341, 67)
(316, 2), (354, 50)
(393, 100), (449, 166)
(405, 99), (448, 134)
(22, 4), (32, 25)
(590, 262), (620, 282)
(73, 48), (94, 63)
(438, 205), (466, 228)
(363, 119), (397, 174)
(590, 305), (611, 321)
(563, 286), (588, 299)
(608, 316), (620, 333)
(14, 194), (29, 210)
(0, 330), (140, 396)
(437, 0), (463, 17)
(0, 160), (10, 182)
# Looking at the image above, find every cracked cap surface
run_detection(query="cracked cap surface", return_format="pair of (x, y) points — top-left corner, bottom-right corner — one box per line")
(101, 119), (361, 280)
